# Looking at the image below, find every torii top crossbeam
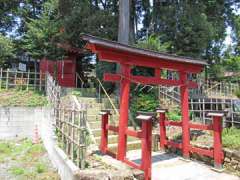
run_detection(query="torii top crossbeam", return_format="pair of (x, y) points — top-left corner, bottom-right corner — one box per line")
(82, 34), (206, 87)
(81, 34), (206, 162)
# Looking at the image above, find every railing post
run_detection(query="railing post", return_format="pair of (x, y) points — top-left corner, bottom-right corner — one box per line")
(156, 108), (167, 150)
(208, 112), (224, 170)
(137, 112), (154, 180)
(99, 110), (111, 154)
(0, 68), (2, 90)
(6, 68), (9, 90)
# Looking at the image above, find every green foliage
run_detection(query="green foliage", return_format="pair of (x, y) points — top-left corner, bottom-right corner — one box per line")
(130, 93), (158, 126)
(0, 34), (15, 65)
(235, 89), (240, 98)
(167, 109), (182, 121)
(0, 139), (59, 179)
(60, 0), (118, 47)
(222, 127), (240, 150)
(36, 163), (46, 173)
(9, 167), (25, 176)
(136, 35), (171, 52)
(0, 89), (48, 107)
(23, 0), (64, 60)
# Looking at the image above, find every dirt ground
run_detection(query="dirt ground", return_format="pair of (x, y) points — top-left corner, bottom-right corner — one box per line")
(0, 138), (59, 180)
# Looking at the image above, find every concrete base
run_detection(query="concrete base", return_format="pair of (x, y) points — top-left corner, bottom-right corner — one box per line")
(127, 150), (239, 180)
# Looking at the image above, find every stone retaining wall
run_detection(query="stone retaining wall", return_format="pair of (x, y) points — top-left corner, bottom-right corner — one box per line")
(0, 107), (45, 139)
(224, 149), (240, 172)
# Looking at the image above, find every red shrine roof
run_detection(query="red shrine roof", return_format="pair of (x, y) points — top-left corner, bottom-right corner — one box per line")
(81, 34), (207, 66)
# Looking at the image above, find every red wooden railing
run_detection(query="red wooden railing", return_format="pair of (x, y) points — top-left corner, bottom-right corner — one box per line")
(157, 109), (224, 169)
(100, 110), (154, 180)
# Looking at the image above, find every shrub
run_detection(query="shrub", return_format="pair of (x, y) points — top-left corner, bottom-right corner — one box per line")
(130, 93), (159, 127)
(222, 127), (240, 149)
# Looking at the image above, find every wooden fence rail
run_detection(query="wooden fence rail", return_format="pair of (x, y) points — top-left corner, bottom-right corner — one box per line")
(0, 68), (45, 91)
(55, 107), (87, 168)
(46, 73), (87, 169)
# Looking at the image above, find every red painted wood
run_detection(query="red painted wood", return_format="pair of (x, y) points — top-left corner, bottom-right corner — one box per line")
(100, 113), (109, 153)
(159, 112), (167, 150)
(166, 141), (183, 149)
(103, 73), (198, 88)
(40, 57), (76, 87)
(106, 125), (119, 132)
(125, 129), (142, 138)
(106, 150), (117, 158)
(123, 158), (142, 170)
(95, 48), (204, 73)
(213, 116), (223, 169)
(180, 72), (190, 158)
(117, 64), (131, 161)
(141, 120), (152, 180)
(189, 123), (213, 131)
(165, 120), (182, 127)
(155, 69), (161, 77)
(190, 146), (214, 157)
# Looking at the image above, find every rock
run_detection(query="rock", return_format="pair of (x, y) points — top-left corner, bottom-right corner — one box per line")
(109, 170), (133, 180)
(224, 157), (231, 163)
(133, 169), (144, 180)
(75, 170), (109, 180)
(237, 164), (240, 171)
(231, 159), (239, 166)
(224, 149), (234, 158)
(233, 164), (238, 170)
(232, 151), (240, 160)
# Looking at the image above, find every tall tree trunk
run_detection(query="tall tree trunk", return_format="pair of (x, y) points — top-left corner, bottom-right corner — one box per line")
(118, 0), (131, 44)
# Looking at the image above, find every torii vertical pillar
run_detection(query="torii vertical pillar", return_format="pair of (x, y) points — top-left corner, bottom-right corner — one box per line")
(117, 63), (131, 161)
(180, 72), (190, 158)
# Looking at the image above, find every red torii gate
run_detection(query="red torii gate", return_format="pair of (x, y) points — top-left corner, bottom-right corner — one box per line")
(81, 34), (224, 179)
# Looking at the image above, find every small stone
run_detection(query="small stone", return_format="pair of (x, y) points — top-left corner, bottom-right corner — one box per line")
(232, 151), (240, 160)
(231, 159), (239, 166)
(224, 157), (231, 163)
(225, 149), (234, 158)
(233, 164), (238, 170)
(237, 164), (240, 171)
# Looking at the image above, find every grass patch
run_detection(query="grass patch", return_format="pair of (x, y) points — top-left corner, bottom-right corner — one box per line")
(223, 127), (240, 150)
(0, 139), (59, 179)
(36, 163), (47, 173)
(9, 167), (25, 175)
(0, 89), (48, 107)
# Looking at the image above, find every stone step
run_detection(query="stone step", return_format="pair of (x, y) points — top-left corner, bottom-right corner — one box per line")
(87, 114), (119, 122)
(108, 140), (141, 152)
(87, 115), (101, 122)
(88, 121), (101, 128)
(92, 128), (117, 137)
(95, 135), (139, 144)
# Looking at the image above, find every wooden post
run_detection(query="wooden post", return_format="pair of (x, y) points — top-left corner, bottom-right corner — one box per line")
(117, 64), (131, 161)
(136, 114), (153, 180)
(157, 109), (167, 150)
(208, 112), (224, 169)
(21, 71), (23, 90)
(34, 70), (37, 90)
(180, 72), (190, 159)
(27, 70), (30, 91)
(14, 70), (17, 88)
(6, 69), (9, 90)
(100, 111), (110, 153)
(62, 110), (65, 143)
(0, 68), (2, 90)
(71, 108), (75, 160)
(39, 71), (42, 91)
